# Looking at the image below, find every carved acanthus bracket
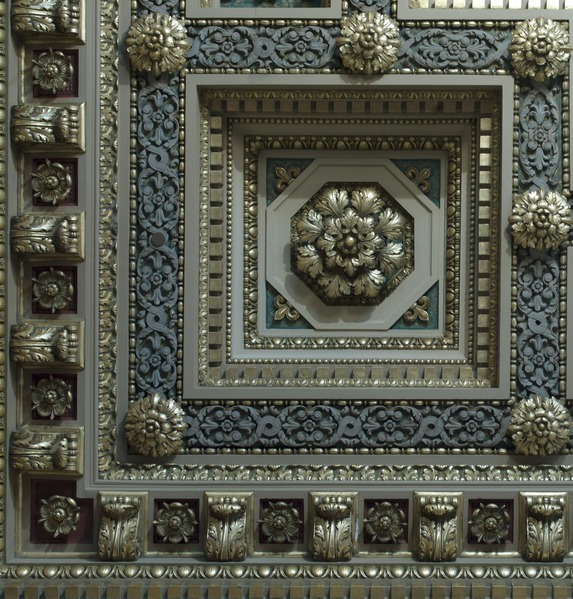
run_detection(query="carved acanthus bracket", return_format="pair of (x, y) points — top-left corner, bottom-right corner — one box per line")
(11, 0), (84, 42)
(310, 493), (358, 561)
(10, 321), (84, 369)
(11, 104), (84, 151)
(520, 493), (567, 562)
(205, 493), (253, 562)
(11, 213), (84, 261)
(10, 426), (83, 475)
(413, 492), (462, 562)
(97, 493), (146, 562)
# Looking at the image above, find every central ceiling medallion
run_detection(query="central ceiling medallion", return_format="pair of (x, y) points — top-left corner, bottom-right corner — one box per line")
(290, 183), (413, 306)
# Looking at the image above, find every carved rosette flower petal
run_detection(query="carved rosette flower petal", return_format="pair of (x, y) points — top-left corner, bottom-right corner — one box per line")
(469, 503), (510, 544)
(31, 375), (73, 419)
(31, 159), (73, 205)
(124, 393), (186, 457)
(509, 189), (573, 250)
(509, 17), (572, 81)
(39, 495), (80, 538)
(364, 501), (406, 543)
(508, 395), (572, 456)
(154, 502), (197, 544)
(125, 12), (190, 77)
(291, 183), (409, 306)
(32, 267), (74, 313)
(259, 501), (302, 544)
(32, 48), (74, 94)
(337, 13), (400, 75)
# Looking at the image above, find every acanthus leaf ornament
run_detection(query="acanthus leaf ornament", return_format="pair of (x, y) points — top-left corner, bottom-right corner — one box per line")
(124, 393), (186, 457)
(520, 493), (567, 562)
(337, 13), (400, 75)
(311, 493), (357, 561)
(205, 494), (252, 562)
(98, 494), (145, 562)
(125, 12), (190, 77)
(10, 426), (83, 475)
(508, 395), (572, 456)
(509, 189), (573, 250)
(509, 17), (572, 82)
(11, 0), (83, 41)
(39, 495), (80, 538)
(413, 493), (462, 562)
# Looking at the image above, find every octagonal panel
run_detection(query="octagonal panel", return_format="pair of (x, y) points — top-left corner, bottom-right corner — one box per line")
(265, 156), (442, 331)
(290, 182), (414, 307)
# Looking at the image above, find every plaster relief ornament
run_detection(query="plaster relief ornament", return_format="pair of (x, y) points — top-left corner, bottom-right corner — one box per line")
(508, 395), (572, 456)
(31, 159), (73, 205)
(364, 501), (406, 543)
(337, 13), (400, 75)
(509, 189), (573, 250)
(31, 375), (72, 419)
(32, 48), (73, 93)
(154, 502), (197, 544)
(469, 503), (511, 544)
(32, 267), (74, 313)
(291, 184), (408, 306)
(125, 12), (190, 77)
(124, 393), (186, 457)
(38, 495), (80, 538)
(509, 17), (572, 81)
(260, 501), (303, 544)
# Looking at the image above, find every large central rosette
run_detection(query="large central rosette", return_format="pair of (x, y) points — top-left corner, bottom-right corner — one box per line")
(291, 183), (409, 306)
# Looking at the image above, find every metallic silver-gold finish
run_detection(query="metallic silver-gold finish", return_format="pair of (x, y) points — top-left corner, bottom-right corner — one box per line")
(38, 495), (80, 538)
(154, 502), (197, 544)
(413, 493), (462, 562)
(32, 48), (73, 94)
(10, 321), (84, 369)
(363, 501), (406, 544)
(31, 159), (73, 204)
(310, 493), (358, 561)
(205, 494), (253, 562)
(469, 503), (511, 544)
(11, 213), (84, 260)
(31, 374), (73, 419)
(291, 183), (410, 306)
(403, 296), (430, 324)
(11, 0), (83, 41)
(509, 17), (572, 82)
(11, 103), (84, 151)
(509, 189), (573, 250)
(508, 395), (572, 456)
(520, 493), (567, 562)
(10, 426), (83, 475)
(32, 267), (74, 312)
(337, 13), (400, 75)
(124, 393), (186, 457)
(98, 493), (146, 562)
(125, 12), (190, 77)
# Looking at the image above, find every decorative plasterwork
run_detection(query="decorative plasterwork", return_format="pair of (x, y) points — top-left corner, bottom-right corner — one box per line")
(412, 492), (462, 562)
(125, 12), (190, 76)
(11, 213), (85, 261)
(32, 48), (74, 94)
(38, 496), (80, 538)
(97, 493), (146, 562)
(10, 321), (84, 369)
(11, 0), (84, 41)
(337, 13), (400, 75)
(10, 426), (83, 475)
(520, 493), (567, 562)
(11, 104), (85, 152)
(205, 494), (253, 562)
(310, 493), (357, 561)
